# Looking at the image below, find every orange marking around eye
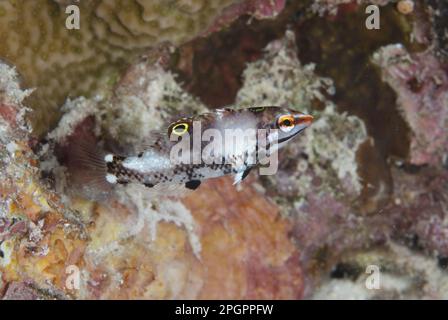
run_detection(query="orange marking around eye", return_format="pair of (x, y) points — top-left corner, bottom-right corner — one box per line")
(295, 114), (314, 125)
(278, 115), (295, 127)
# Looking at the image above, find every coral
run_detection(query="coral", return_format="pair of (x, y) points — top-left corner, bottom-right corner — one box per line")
(48, 57), (208, 147)
(1, 281), (52, 300)
(183, 177), (303, 299)
(235, 30), (367, 198)
(302, 105), (367, 196)
(102, 56), (208, 145)
(202, 0), (285, 35)
(235, 30), (335, 110)
(427, 0), (448, 59)
(0, 0), (285, 134)
(310, 0), (391, 16)
(2, 0), (448, 300)
(1, 53), (302, 299)
(0, 62), (87, 299)
(76, 178), (302, 299)
(0, 63), (34, 108)
(372, 44), (448, 166)
(385, 166), (448, 257)
(287, 2), (448, 296)
(231, 30), (379, 294)
(45, 54), (211, 252)
(312, 242), (448, 299)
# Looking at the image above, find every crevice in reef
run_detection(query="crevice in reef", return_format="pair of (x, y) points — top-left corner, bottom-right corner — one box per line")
(173, 1), (310, 108)
(173, 2), (327, 111)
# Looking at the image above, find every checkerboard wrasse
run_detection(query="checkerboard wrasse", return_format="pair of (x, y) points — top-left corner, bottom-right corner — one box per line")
(71, 106), (313, 192)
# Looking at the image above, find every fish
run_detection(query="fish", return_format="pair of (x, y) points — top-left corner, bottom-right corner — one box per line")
(70, 106), (313, 193)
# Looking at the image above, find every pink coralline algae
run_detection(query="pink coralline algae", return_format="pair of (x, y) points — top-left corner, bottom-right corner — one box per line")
(0, 218), (28, 243)
(251, 0), (286, 18)
(386, 167), (448, 256)
(1, 281), (45, 300)
(373, 44), (448, 166)
(203, 0), (286, 35)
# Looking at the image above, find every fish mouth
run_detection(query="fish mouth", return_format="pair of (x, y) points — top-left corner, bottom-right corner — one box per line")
(294, 114), (314, 126)
(277, 127), (306, 144)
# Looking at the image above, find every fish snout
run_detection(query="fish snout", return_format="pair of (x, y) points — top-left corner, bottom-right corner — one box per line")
(294, 114), (314, 127)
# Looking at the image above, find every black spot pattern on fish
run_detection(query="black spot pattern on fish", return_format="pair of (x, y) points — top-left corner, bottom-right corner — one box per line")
(97, 107), (313, 190)
(107, 155), (146, 184)
(185, 180), (201, 190)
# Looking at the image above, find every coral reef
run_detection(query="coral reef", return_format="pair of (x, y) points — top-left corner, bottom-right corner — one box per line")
(426, 0), (448, 59)
(231, 28), (388, 294)
(0, 0), (285, 134)
(227, 5), (447, 297)
(312, 242), (448, 299)
(1, 0), (448, 300)
(310, 0), (391, 16)
(0, 55), (302, 299)
(0, 63), (86, 299)
(372, 44), (448, 166)
(385, 166), (448, 257)
(288, 0), (448, 296)
(68, 178), (301, 299)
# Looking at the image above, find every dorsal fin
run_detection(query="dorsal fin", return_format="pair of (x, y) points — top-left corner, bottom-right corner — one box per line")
(130, 130), (169, 154)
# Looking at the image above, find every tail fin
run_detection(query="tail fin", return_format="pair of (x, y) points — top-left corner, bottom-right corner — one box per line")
(61, 118), (113, 199)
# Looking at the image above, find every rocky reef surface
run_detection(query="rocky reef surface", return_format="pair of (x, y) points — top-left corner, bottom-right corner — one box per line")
(0, 59), (302, 299)
(1, 0), (448, 299)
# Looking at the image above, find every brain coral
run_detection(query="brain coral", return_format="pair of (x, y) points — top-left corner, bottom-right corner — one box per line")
(0, 0), (284, 135)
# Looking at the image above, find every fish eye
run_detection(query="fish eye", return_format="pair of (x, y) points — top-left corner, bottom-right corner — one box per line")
(171, 122), (189, 136)
(277, 115), (295, 132)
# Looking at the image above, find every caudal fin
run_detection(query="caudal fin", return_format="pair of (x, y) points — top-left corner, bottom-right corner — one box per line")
(61, 118), (113, 198)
